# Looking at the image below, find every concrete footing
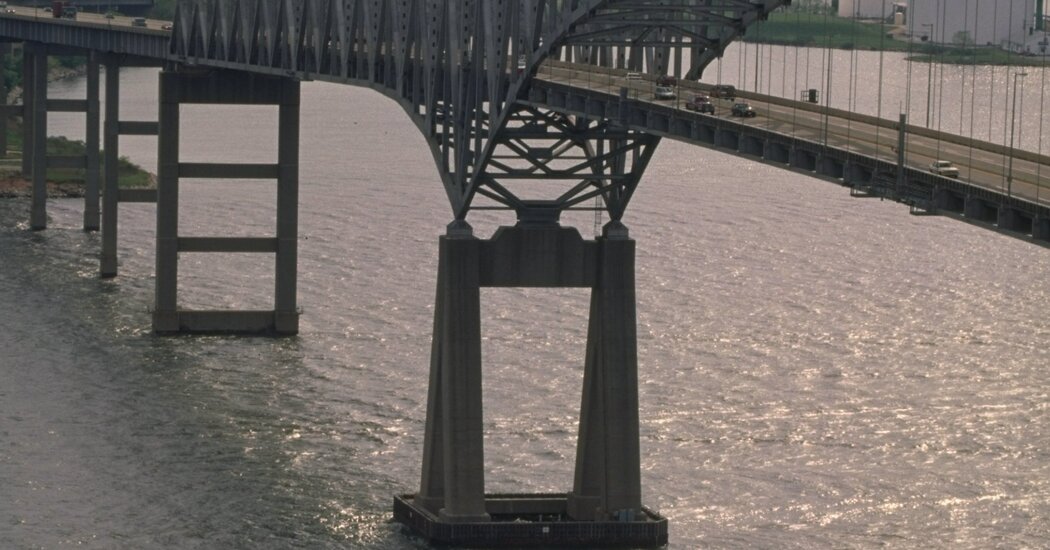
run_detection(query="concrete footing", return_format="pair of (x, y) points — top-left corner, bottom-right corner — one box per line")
(394, 493), (668, 548)
(405, 221), (660, 546)
(152, 69), (301, 335)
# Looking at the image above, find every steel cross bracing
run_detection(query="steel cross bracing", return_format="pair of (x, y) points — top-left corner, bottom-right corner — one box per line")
(171, 0), (789, 221)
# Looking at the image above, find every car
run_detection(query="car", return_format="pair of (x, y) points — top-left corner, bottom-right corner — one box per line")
(710, 84), (736, 99)
(731, 102), (756, 117)
(656, 74), (675, 87)
(654, 85), (675, 100)
(684, 95), (715, 114)
(132, 17), (146, 27)
(928, 160), (960, 178)
(161, 24), (173, 30)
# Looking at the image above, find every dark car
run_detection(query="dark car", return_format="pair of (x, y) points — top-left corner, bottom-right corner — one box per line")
(656, 74), (676, 87)
(710, 84), (736, 99)
(731, 102), (756, 117)
(685, 95), (715, 114)
(730, 102), (755, 117)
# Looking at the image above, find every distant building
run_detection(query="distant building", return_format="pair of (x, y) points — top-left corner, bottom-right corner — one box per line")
(838, 0), (897, 19)
(907, 0), (1037, 50)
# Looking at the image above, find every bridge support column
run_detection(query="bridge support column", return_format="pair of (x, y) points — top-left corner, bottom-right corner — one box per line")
(83, 52), (101, 231)
(417, 224), (489, 523)
(567, 223), (641, 522)
(100, 57), (161, 278)
(964, 196), (997, 224)
(29, 43), (47, 230)
(401, 222), (665, 547)
(0, 44), (9, 157)
(100, 59), (120, 277)
(21, 44), (34, 178)
(153, 69), (300, 335)
(1034, 217), (1050, 241)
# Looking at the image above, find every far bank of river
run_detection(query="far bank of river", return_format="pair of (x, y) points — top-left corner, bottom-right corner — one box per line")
(742, 12), (1049, 66)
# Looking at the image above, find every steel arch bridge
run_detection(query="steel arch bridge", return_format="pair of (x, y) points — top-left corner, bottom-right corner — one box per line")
(2, 2), (793, 546)
(171, 0), (789, 222)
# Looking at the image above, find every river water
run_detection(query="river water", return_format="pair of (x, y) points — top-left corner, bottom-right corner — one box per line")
(1, 48), (1049, 549)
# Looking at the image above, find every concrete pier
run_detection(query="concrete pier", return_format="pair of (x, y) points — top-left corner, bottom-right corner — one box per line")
(29, 44), (46, 230)
(22, 44), (102, 231)
(402, 221), (666, 547)
(100, 56), (161, 278)
(152, 69), (301, 335)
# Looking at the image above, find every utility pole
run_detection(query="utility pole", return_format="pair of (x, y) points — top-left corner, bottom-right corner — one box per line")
(1007, 72), (1028, 196)
(922, 23), (934, 127)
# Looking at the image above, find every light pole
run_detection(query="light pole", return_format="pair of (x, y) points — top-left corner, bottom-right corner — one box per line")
(922, 23), (934, 127)
(1007, 71), (1028, 196)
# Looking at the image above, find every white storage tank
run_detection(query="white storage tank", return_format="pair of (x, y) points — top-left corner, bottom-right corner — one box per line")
(839, 0), (896, 19)
(907, 0), (1032, 49)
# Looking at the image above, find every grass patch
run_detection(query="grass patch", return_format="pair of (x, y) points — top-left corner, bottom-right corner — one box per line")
(2, 118), (153, 188)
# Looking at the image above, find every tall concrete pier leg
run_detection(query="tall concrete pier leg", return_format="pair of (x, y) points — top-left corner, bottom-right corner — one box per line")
(100, 60), (120, 277)
(568, 222), (641, 521)
(30, 45), (48, 231)
(417, 250), (449, 513)
(0, 44), (9, 157)
(435, 226), (489, 523)
(83, 52), (101, 231)
(152, 71), (180, 332)
(21, 46), (33, 178)
(274, 83), (301, 334)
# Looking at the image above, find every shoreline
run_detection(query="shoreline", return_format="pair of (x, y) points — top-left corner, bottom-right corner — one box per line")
(0, 173), (155, 199)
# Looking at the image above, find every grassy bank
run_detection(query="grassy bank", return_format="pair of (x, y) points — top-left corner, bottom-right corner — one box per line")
(2, 118), (153, 189)
(743, 12), (1048, 66)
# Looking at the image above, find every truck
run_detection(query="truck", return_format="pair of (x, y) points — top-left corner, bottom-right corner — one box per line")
(51, 1), (76, 19)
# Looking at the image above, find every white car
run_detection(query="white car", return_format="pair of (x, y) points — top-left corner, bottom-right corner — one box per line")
(654, 85), (675, 100)
(928, 160), (959, 178)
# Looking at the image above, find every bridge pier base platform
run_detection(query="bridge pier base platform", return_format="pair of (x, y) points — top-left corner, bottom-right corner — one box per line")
(402, 221), (665, 547)
(394, 493), (667, 548)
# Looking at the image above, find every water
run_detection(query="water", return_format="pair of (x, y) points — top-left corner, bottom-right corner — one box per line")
(2, 59), (1049, 549)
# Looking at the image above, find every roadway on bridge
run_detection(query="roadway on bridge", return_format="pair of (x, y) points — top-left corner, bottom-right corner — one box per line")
(540, 64), (1050, 208)
(2, 4), (169, 33)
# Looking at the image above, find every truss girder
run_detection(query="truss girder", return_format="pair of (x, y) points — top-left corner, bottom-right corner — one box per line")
(172, 0), (788, 219)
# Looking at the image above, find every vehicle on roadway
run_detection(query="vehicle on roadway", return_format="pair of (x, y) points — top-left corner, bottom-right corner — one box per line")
(710, 84), (736, 99)
(684, 94), (715, 114)
(654, 85), (675, 100)
(132, 17), (147, 27)
(928, 160), (960, 178)
(731, 102), (756, 117)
